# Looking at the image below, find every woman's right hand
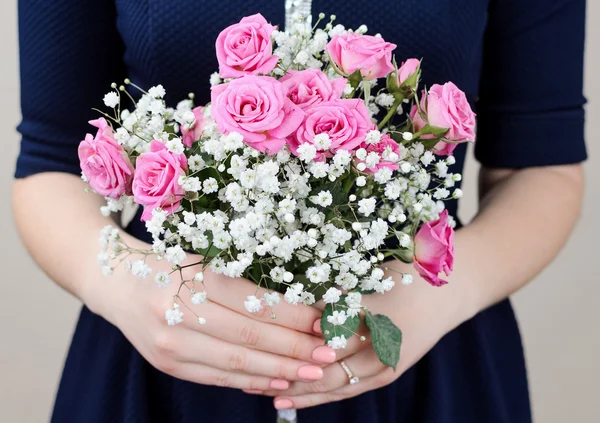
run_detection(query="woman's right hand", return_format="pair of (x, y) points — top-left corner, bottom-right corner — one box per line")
(81, 233), (337, 392)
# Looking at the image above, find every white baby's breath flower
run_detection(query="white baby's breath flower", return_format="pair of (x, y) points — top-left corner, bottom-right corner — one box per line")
(165, 245), (186, 265)
(283, 282), (304, 303)
(244, 295), (263, 313)
(435, 161), (449, 177)
(322, 287), (342, 304)
(263, 292), (281, 307)
(434, 188), (450, 200)
(294, 50), (310, 65)
(375, 93), (395, 108)
(356, 176), (367, 187)
(301, 291), (316, 305)
(333, 149), (352, 167)
(421, 151), (435, 166)
(191, 291), (207, 305)
(313, 133), (331, 150)
(310, 190), (333, 207)
(209, 72), (222, 86)
(165, 305), (184, 326)
(402, 274), (414, 286)
(202, 177), (219, 194)
(365, 130), (382, 144)
(328, 335), (348, 350)
(297, 143), (317, 162)
(327, 310), (348, 326)
(154, 271), (171, 288)
(166, 137), (185, 154)
(148, 85), (166, 98)
(343, 83), (353, 96)
(358, 198), (377, 216)
(131, 260), (152, 279)
(103, 92), (119, 108)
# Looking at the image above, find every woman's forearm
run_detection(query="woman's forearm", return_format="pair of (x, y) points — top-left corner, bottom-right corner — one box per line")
(12, 173), (118, 301)
(450, 164), (585, 320)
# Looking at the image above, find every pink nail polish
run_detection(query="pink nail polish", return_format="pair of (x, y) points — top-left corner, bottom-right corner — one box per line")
(312, 346), (336, 363)
(244, 389), (264, 395)
(269, 379), (290, 390)
(274, 398), (294, 410)
(313, 319), (322, 334)
(297, 365), (324, 380)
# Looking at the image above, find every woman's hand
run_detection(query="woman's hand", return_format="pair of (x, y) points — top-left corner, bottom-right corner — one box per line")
(257, 259), (473, 409)
(82, 233), (338, 392)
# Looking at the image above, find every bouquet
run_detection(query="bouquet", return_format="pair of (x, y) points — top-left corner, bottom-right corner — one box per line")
(80, 13), (475, 373)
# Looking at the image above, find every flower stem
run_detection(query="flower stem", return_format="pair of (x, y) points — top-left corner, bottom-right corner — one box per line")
(378, 96), (403, 130)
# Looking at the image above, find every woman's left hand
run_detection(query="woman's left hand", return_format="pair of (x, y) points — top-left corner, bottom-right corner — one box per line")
(254, 260), (474, 410)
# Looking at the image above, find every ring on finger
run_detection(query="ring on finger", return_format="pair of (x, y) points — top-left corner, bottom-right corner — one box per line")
(339, 360), (360, 385)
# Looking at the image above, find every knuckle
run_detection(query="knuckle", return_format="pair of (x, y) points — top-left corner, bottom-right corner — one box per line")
(307, 378), (328, 394)
(152, 353), (178, 375)
(275, 360), (291, 380)
(248, 378), (265, 391)
(214, 373), (232, 388)
(153, 331), (175, 356)
(240, 323), (261, 347)
(292, 307), (309, 332)
(326, 392), (344, 403)
(287, 336), (302, 359)
(228, 349), (248, 372)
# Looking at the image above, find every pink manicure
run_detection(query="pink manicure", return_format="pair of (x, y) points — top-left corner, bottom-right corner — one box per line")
(297, 365), (324, 380)
(313, 319), (322, 334)
(269, 379), (290, 390)
(274, 398), (294, 410)
(312, 346), (337, 363)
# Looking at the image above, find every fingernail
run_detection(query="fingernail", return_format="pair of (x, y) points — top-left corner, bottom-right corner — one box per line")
(274, 398), (294, 410)
(313, 319), (322, 334)
(269, 379), (290, 390)
(244, 389), (263, 395)
(312, 345), (336, 363)
(297, 365), (324, 380)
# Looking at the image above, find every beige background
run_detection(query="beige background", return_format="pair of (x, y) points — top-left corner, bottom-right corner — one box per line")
(1, 2), (598, 422)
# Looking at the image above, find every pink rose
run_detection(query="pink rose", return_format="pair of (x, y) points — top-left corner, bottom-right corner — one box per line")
(181, 106), (211, 147)
(280, 69), (347, 110)
(215, 13), (279, 78)
(397, 58), (420, 85)
(132, 140), (188, 221)
(326, 33), (396, 80)
(357, 133), (402, 173)
(78, 118), (134, 199)
(211, 75), (304, 154)
(288, 99), (372, 157)
(413, 210), (455, 287)
(410, 82), (476, 156)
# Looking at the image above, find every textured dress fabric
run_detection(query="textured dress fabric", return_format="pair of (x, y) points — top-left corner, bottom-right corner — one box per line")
(15, 0), (587, 422)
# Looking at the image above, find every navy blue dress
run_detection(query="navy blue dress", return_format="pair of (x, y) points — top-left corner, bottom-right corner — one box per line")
(16, 1), (587, 422)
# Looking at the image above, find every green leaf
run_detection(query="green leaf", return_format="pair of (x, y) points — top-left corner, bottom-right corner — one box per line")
(320, 300), (361, 344)
(417, 137), (443, 151)
(365, 311), (402, 370)
(385, 247), (414, 264)
(347, 69), (363, 89)
(415, 124), (449, 140)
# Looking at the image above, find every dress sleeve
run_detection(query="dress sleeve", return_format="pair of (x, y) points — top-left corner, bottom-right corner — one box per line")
(15, 0), (125, 178)
(475, 0), (588, 168)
